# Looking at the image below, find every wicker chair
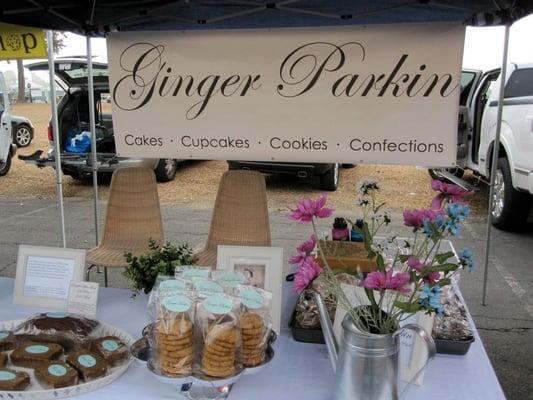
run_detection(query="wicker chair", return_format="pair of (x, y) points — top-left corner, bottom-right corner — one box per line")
(194, 170), (271, 267)
(86, 167), (164, 286)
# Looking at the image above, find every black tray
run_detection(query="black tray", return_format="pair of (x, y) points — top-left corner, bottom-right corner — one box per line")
(434, 336), (475, 355)
(289, 311), (325, 344)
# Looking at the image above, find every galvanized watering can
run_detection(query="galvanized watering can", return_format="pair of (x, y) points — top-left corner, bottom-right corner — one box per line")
(313, 293), (436, 400)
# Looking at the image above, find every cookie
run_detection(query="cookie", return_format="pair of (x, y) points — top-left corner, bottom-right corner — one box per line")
(201, 365), (236, 378)
(206, 326), (238, 344)
(0, 368), (30, 391)
(240, 312), (263, 329)
(0, 353), (6, 367)
(0, 331), (16, 351)
(156, 319), (192, 336)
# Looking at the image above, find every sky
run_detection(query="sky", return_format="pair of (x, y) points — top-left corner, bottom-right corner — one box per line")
(1, 14), (532, 82)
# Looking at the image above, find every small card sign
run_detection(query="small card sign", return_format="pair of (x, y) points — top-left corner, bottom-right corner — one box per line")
(67, 281), (99, 318)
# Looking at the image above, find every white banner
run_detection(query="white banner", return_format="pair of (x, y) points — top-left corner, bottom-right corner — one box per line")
(107, 24), (465, 166)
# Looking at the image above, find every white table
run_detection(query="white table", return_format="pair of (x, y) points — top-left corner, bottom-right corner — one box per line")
(0, 277), (505, 400)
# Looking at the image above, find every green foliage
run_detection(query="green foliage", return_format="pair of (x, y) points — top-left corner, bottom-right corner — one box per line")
(123, 239), (197, 295)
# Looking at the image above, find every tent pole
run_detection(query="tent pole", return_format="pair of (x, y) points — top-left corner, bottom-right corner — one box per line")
(481, 24), (510, 306)
(46, 30), (66, 248)
(86, 37), (100, 247)
(86, 37), (106, 286)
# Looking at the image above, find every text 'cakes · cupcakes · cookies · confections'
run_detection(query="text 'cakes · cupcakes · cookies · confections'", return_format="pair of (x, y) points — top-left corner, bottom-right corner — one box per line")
(0, 331), (15, 351)
(198, 293), (242, 379)
(0, 353), (6, 368)
(0, 368), (30, 391)
(153, 294), (194, 377)
(10, 341), (63, 368)
(67, 350), (107, 381)
(91, 336), (130, 367)
(35, 361), (79, 389)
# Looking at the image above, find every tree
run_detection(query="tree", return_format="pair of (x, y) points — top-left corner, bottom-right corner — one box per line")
(16, 31), (66, 103)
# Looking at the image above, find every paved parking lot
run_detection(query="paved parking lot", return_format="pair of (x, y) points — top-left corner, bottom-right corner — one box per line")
(0, 197), (532, 399)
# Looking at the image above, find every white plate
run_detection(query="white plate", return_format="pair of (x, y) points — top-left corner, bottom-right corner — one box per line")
(0, 319), (135, 400)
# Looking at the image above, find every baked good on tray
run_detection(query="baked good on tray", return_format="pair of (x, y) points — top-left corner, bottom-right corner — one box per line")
(67, 350), (107, 381)
(201, 324), (239, 378)
(240, 312), (267, 367)
(10, 341), (63, 368)
(15, 312), (99, 351)
(91, 336), (129, 367)
(0, 368), (30, 391)
(0, 331), (16, 351)
(35, 361), (79, 389)
(0, 352), (6, 368)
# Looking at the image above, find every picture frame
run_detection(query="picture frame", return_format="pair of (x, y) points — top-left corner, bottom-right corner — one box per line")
(217, 245), (284, 334)
(13, 245), (86, 310)
(333, 283), (434, 385)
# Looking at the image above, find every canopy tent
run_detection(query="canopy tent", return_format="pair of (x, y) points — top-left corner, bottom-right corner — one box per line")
(1, 0), (532, 33)
(1, 0), (531, 298)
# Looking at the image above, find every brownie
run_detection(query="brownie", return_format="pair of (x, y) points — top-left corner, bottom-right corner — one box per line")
(0, 368), (30, 391)
(0, 330), (16, 351)
(0, 352), (6, 367)
(67, 350), (107, 381)
(35, 361), (79, 389)
(15, 312), (99, 351)
(10, 341), (63, 368)
(91, 336), (129, 367)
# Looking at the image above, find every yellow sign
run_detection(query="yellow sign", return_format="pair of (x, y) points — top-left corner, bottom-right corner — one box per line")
(0, 23), (47, 60)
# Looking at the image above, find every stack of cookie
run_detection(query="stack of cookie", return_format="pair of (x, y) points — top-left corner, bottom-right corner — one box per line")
(201, 325), (238, 378)
(241, 312), (266, 367)
(154, 318), (194, 376)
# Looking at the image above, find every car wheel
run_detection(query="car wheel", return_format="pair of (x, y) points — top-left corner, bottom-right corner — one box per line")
(320, 163), (340, 191)
(14, 124), (32, 147)
(491, 157), (531, 230)
(0, 151), (12, 176)
(428, 167), (465, 181)
(155, 158), (177, 182)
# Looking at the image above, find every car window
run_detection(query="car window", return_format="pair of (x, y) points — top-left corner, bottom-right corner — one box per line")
(460, 71), (477, 106)
(504, 68), (533, 98)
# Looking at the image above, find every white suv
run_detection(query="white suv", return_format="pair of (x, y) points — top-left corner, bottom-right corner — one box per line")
(432, 64), (533, 230)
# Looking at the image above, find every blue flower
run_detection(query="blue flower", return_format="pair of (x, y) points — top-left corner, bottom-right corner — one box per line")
(447, 203), (470, 222)
(422, 215), (446, 237)
(418, 285), (443, 315)
(445, 219), (462, 237)
(459, 247), (476, 271)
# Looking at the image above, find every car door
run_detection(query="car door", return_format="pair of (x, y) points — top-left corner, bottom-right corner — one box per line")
(0, 73), (12, 165)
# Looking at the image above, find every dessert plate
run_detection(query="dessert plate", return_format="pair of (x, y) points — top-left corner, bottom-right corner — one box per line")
(0, 319), (135, 400)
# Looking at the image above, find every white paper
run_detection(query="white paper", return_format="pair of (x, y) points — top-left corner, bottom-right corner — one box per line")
(67, 281), (99, 318)
(23, 256), (75, 299)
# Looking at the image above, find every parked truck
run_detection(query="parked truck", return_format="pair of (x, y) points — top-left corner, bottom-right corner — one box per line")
(430, 64), (533, 230)
(0, 72), (16, 176)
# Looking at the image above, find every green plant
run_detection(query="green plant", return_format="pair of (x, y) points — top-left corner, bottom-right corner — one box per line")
(123, 239), (197, 295)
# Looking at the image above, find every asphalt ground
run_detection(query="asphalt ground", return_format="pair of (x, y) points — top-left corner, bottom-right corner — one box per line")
(0, 197), (532, 399)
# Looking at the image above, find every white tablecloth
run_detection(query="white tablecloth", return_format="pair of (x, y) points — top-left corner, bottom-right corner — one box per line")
(0, 277), (505, 400)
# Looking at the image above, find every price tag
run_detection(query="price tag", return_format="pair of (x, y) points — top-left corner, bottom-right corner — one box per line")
(67, 281), (99, 318)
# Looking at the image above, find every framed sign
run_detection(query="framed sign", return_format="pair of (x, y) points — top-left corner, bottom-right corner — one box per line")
(217, 245), (283, 334)
(333, 283), (434, 385)
(107, 23), (464, 167)
(13, 245), (86, 310)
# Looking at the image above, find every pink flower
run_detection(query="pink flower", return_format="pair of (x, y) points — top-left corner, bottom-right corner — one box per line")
(289, 194), (334, 224)
(403, 208), (442, 229)
(407, 257), (440, 284)
(431, 180), (472, 210)
(289, 252), (306, 266)
(424, 271), (441, 285)
(293, 257), (322, 293)
(407, 256), (424, 272)
(361, 268), (411, 294)
(297, 234), (318, 254)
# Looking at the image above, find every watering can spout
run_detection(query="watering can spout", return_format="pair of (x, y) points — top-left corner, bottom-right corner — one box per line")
(313, 291), (339, 373)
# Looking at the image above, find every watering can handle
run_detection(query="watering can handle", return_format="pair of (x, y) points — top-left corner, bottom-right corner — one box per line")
(398, 323), (437, 399)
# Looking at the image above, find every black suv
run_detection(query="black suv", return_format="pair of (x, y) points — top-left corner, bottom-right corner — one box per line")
(227, 161), (342, 191)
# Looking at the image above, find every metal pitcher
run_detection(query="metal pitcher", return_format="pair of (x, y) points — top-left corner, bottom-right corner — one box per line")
(313, 292), (436, 400)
